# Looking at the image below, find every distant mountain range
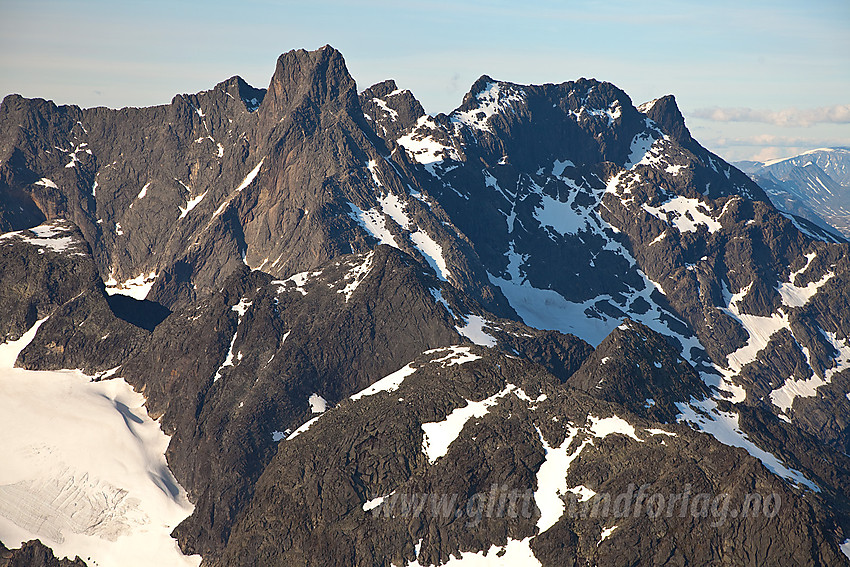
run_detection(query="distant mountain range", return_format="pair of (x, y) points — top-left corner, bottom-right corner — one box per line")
(735, 148), (850, 239)
(1, 46), (849, 566)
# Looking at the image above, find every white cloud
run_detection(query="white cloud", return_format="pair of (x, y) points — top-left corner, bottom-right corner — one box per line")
(747, 147), (805, 163)
(699, 133), (850, 162)
(706, 134), (850, 148)
(692, 104), (850, 127)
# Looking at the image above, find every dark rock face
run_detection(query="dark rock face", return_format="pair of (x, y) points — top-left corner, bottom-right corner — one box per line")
(0, 540), (86, 567)
(566, 319), (711, 423)
(106, 244), (577, 557)
(2, 46), (850, 566)
(216, 347), (845, 567)
(359, 79), (425, 145)
(0, 45), (511, 318)
(0, 219), (149, 373)
(0, 220), (95, 341)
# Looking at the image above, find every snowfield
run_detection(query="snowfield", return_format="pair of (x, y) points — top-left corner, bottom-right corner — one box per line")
(0, 320), (200, 567)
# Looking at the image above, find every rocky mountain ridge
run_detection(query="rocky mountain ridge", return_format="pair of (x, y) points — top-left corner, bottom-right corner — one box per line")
(1, 46), (849, 565)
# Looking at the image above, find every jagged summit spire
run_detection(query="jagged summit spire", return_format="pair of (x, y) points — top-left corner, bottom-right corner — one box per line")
(259, 45), (358, 118)
(641, 94), (695, 148)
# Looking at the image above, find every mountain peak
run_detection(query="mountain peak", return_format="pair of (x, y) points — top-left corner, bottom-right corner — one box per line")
(566, 319), (710, 423)
(361, 79), (398, 98)
(259, 45), (358, 119)
(359, 79), (425, 141)
(458, 74), (502, 108)
(214, 75), (266, 112)
(641, 94), (695, 148)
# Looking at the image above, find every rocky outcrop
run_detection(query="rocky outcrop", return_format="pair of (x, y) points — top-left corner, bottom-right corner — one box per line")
(109, 244), (580, 556)
(566, 319), (711, 423)
(0, 540), (86, 567)
(0, 219), (149, 372)
(215, 346), (846, 567)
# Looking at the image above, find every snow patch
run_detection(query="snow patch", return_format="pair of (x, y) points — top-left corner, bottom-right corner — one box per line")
(409, 229), (451, 281)
(625, 132), (657, 169)
(587, 415), (643, 442)
(566, 485), (596, 502)
(676, 398), (818, 491)
(350, 364), (416, 401)
(535, 426), (590, 533)
(823, 330), (850, 380)
(309, 393), (327, 414)
(598, 525), (619, 546)
(425, 346), (482, 367)
(0, 222), (82, 256)
(456, 315), (497, 347)
(772, 329), (850, 413)
(366, 159), (385, 188)
(451, 81), (526, 133)
(371, 98), (398, 121)
(421, 385), (518, 463)
(573, 100), (622, 127)
(489, 266), (614, 346)
(338, 251), (375, 302)
(552, 159), (575, 177)
(397, 116), (460, 177)
(213, 332), (238, 383)
(362, 491), (395, 512)
(231, 298), (252, 317)
(212, 159), (265, 218)
(534, 193), (591, 236)
(430, 288), (457, 319)
(776, 253), (833, 308)
(35, 178), (58, 189)
(0, 317), (48, 369)
(272, 270), (322, 296)
(104, 271), (157, 301)
(646, 428), (676, 437)
(348, 203), (398, 247)
(422, 537), (540, 566)
(642, 196), (721, 234)
(770, 374), (827, 413)
(178, 192), (207, 219)
(213, 295), (253, 383)
(720, 282), (788, 376)
(286, 415), (322, 440)
(377, 192), (411, 230)
(236, 159), (264, 192)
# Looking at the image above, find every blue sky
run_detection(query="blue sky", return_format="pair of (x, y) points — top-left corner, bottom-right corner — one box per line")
(1, 0), (848, 161)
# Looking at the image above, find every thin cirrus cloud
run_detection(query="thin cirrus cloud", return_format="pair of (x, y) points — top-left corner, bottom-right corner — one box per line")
(692, 104), (850, 127)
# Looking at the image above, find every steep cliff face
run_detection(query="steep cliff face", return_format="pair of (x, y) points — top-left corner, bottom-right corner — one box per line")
(0, 46), (511, 318)
(1, 46), (849, 566)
